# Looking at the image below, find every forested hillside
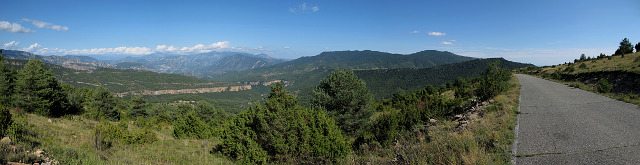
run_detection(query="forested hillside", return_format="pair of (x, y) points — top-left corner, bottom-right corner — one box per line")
(357, 58), (534, 98)
(4, 58), (240, 93)
(207, 50), (474, 82)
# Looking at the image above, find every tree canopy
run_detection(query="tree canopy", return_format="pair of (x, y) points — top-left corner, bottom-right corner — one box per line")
(14, 58), (69, 117)
(615, 38), (634, 55)
(218, 83), (350, 164)
(313, 69), (373, 136)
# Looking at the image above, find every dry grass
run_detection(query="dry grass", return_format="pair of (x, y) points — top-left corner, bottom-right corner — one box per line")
(424, 75), (520, 164)
(354, 75), (521, 164)
(22, 114), (233, 164)
(541, 52), (640, 74)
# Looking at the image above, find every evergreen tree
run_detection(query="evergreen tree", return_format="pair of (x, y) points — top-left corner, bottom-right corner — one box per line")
(615, 38), (634, 55)
(0, 105), (12, 137)
(476, 62), (512, 101)
(313, 69), (373, 136)
(85, 87), (119, 120)
(0, 50), (17, 107)
(219, 83), (350, 163)
(14, 58), (68, 117)
(579, 54), (586, 61)
(128, 95), (148, 118)
(636, 42), (640, 53)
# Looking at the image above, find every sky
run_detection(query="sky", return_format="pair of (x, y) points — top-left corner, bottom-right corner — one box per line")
(1, 0), (639, 66)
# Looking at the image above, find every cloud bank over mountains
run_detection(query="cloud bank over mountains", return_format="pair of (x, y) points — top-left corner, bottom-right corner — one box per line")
(0, 41), (267, 56)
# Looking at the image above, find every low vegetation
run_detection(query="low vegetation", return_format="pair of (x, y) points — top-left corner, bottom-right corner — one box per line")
(1, 48), (524, 164)
(517, 38), (640, 106)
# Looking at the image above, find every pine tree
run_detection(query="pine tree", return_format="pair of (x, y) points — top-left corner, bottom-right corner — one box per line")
(313, 69), (373, 136)
(0, 50), (17, 107)
(615, 38), (634, 55)
(219, 83), (350, 163)
(14, 58), (68, 117)
(85, 87), (119, 120)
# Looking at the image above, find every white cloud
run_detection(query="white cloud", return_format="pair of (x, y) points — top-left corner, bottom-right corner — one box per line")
(411, 30), (421, 34)
(11, 41), (271, 57)
(441, 40), (455, 45)
(290, 3), (319, 13)
(283, 46), (290, 49)
(2, 41), (20, 48)
(156, 41), (230, 54)
(428, 31), (446, 36)
(22, 18), (69, 31)
(0, 21), (34, 33)
(25, 43), (42, 52)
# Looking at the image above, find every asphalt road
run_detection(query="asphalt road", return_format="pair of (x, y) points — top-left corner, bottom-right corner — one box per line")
(512, 74), (640, 164)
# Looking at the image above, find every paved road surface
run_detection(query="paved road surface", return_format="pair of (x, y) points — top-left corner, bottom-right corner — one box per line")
(512, 74), (640, 164)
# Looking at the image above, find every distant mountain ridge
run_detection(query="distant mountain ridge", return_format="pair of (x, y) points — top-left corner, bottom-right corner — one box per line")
(206, 50), (476, 82)
(2, 50), (112, 70)
(1, 49), (287, 75)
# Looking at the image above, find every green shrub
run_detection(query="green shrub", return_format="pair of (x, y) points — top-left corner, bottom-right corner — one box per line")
(579, 63), (588, 69)
(218, 83), (350, 164)
(172, 110), (211, 139)
(563, 66), (575, 72)
(93, 120), (157, 150)
(476, 62), (512, 101)
(551, 72), (562, 80)
(0, 105), (11, 137)
(596, 78), (612, 93)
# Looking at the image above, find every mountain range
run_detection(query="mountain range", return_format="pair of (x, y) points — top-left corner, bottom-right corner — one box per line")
(1, 49), (287, 75)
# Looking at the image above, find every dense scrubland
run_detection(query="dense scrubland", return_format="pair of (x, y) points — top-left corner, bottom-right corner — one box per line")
(1, 48), (522, 164)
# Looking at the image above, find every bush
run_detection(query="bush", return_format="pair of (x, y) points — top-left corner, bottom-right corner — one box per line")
(218, 83), (350, 164)
(579, 63), (588, 69)
(563, 66), (575, 72)
(0, 105), (11, 137)
(596, 78), (612, 93)
(93, 120), (157, 150)
(476, 62), (512, 101)
(551, 72), (562, 80)
(172, 110), (211, 139)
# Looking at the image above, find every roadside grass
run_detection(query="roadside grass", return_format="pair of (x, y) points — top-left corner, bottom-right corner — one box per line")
(352, 75), (521, 164)
(421, 74), (520, 164)
(540, 52), (640, 74)
(538, 77), (640, 107)
(524, 52), (640, 107)
(18, 114), (232, 164)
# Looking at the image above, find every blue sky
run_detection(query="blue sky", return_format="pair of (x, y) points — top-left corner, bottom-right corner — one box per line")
(1, 0), (639, 66)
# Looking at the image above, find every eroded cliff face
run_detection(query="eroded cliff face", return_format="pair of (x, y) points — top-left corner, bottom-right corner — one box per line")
(239, 80), (290, 87)
(114, 85), (252, 97)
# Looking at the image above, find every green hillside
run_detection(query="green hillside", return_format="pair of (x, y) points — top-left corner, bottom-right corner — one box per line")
(357, 58), (534, 99)
(206, 50), (475, 81)
(518, 48), (640, 105)
(5, 59), (239, 93)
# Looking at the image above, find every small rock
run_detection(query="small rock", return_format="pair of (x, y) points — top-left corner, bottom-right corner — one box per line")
(35, 149), (44, 157)
(1, 137), (11, 144)
(429, 118), (437, 123)
(454, 114), (463, 120)
(428, 126), (437, 131)
(48, 119), (53, 123)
